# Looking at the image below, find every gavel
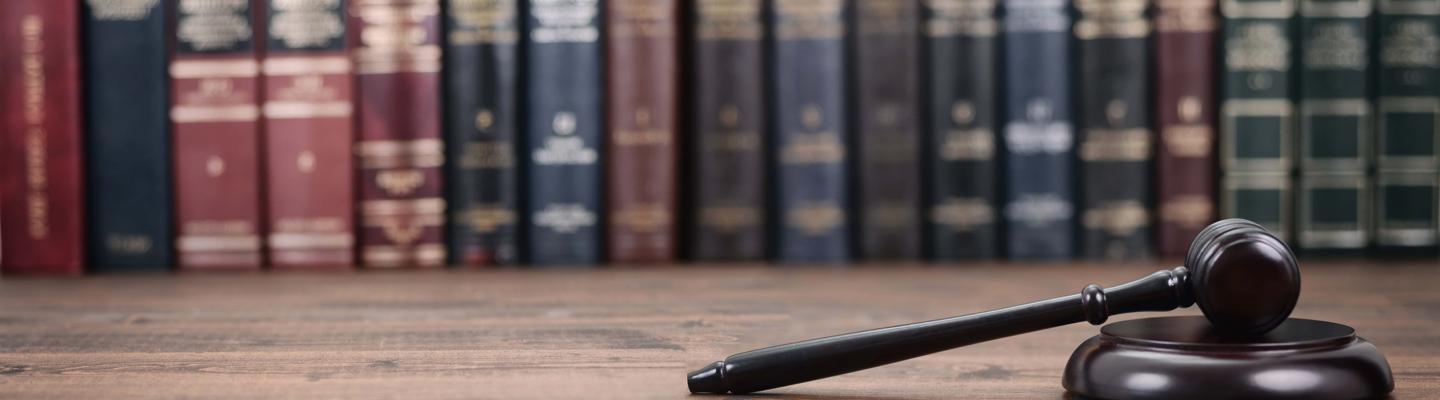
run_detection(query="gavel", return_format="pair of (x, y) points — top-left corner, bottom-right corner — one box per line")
(688, 219), (1301, 394)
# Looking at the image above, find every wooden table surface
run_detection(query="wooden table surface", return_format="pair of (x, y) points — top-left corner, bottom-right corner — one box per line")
(0, 261), (1435, 399)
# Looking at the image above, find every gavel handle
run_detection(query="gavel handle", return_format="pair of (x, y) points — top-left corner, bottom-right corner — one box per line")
(688, 267), (1193, 394)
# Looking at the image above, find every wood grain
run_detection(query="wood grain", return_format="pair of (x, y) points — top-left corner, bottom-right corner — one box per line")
(0, 261), (1435, 399)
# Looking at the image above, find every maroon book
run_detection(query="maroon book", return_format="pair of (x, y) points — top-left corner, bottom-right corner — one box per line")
(1154, 0), (1218, 256)
(352, 0), (446, 268)
(606, 0), (680, 263)
(262, 0), (355, 269)
(0, 0), (86, 275)
(171, 0), (264, 269)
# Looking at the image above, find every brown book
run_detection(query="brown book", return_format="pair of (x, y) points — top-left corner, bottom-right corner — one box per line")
(606, 0), (680, 263)
(0, 0), (86, 275)
(1155, 0), (1217, 256)
(170, 0), (264, 269)
(262, 0), (355, 269)
(352, 0), (446, 268)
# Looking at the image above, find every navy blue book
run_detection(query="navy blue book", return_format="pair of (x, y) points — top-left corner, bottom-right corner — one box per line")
(1000, 0), (1074, 259)
(524, 0), (604, 265)
(923, 0), (999, 260)
(771, 0), (850, 263)
(445, 0), (521, 265)
(83, 0), (172, 271)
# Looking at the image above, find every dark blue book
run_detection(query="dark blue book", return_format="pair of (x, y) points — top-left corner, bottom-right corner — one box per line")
(923, 0), (999, 260)
(771, 0), (850, 263)
(1075, 0), (1153, 260)
(83, 0), (172, 271)
(1000, 0), (1074, 259)
(1374, 0), (1438, 255)
(1297, 0), (1372, 253)
(524, 0), (604, 265)
(445, 0), (521, 265)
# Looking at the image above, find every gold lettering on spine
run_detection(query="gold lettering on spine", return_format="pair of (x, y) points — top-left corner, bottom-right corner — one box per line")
(1156, 0), (1217, 33)
(775, 0), (846, 39)
(449, 0), (519, 45)
(21, 16), (50, 239)
(177, 0), (253, 50)
(529, 0), (600, 43)
(610, 0), (675, 38)
(355, 0), (442, 74)
(88, 0), (161, 21)
(1075, 0), (1151, 39)
(786, 203), (846, 234)
(699, 206), (761, 232)
(696, 0), (762, 40)
(1164, 96), (1214, 158)
(925, 0), (998, 37)
(270, 0), (345, 48)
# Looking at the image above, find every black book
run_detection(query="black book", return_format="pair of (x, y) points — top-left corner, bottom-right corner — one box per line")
(690, 0), (768, 261)
(854, 0), (922, 260)
(1075, 0), (1154, 260)
(84, 0), (173, 271)
(1374, 0), (1438, 255)
(445, 0), (521, 265)
(923, 0), (999, 260)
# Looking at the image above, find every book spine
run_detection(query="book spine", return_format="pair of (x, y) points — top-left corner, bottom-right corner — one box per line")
(1374, 0), (1438, 253)
(689, 0), (767, 261)
(772, 0), (851, 263)
(1220, 0), (1296, 241)
(923, 0), (999, 260)
(352, 0), (446, 268)
(606, 0), (680, 263)
(171, 0), (263, 269)
(525, 0), (604, 265)
(1076, 0), (1153, 260)
(444, 0), (521, 265)
(1000, 0), (1074, 259)
(0, 0), (86, 275)
(1154, 0), (1218, 257)
(1297, 0), (1373, 252)
(855, 0), (922, 260)
(84, 0), (172, 271)
(262, 0), (354, 269)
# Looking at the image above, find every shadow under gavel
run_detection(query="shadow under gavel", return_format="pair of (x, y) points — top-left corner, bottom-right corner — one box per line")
(688, 219), (1301, 394)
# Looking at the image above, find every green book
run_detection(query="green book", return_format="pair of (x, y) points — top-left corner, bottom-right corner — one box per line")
(1375, 0), (1438, 253)
(1221, 0), (1297, 241)
(1297, 0), (1372, 251)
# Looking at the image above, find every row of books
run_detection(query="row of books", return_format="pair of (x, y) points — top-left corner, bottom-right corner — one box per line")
(1, 0), (1436, 275)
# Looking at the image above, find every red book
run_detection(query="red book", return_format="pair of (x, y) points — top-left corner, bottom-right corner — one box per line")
(351, 0), (446, 268)
(1155, 0), (1218, 256)
(0, 0), (85, 275)
(262, 0), (355, 269)
(170, 0), (264, 269)
(606, 0), (680, 263)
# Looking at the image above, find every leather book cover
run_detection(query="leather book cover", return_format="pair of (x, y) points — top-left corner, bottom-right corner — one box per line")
(606, 0), (680, 264)
(855, 0), (921, 260)
(772, 0), (851, 263)
(83, 0), (172, 271)
(1154, 0), (1217, 257)
(444, 0), (520, 265)
(689, 0), (767, 261)
(0, 0), (86, 275)
(352, 0), (447, 268)
(1219, 0), (1295, 241)
(923, 0), (999, 260)
(524, 0), (604, 265)
(1000, 0), (1074, 259)
(170, 0), (263, 270)
(1297, 0), (1372, 252)
(1076, 0), (1154, 261)
(1374, 0), (1438, 253)
(262, 0), (354, 269)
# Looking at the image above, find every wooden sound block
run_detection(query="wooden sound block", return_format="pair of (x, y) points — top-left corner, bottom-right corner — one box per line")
(1063, 316), (1393, 400)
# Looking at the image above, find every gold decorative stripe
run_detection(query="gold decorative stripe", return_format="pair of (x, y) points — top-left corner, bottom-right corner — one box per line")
(362, 198), (447, 217)
(263, 101), (354, 119)
(361, 245), (447, 266)
(172, 105), (262, 123)
(355, 0), (439, 6)
(262, 56), (351, 76)
(171, 59), (260, 79)
(360, 154), (445, 169)
(178, 235), (263, 252)
(269, 233), (355, 250)
(356, 59), (443, 75)
(356, 139), (444, 157)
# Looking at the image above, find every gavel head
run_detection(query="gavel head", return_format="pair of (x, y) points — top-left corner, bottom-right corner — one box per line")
(1184, 219), (1301, 336)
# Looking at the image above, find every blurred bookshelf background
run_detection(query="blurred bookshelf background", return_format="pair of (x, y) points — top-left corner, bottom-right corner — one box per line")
(0, 0), (1435, 276)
